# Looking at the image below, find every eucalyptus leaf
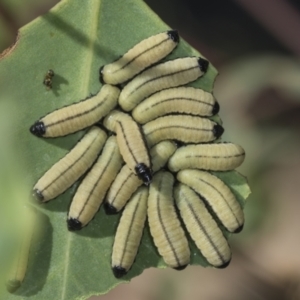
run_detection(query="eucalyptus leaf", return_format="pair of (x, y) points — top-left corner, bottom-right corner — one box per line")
(0, 0), (250, 299)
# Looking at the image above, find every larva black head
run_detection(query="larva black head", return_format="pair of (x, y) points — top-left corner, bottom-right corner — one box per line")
(112, 266), (128, 278)
(212, 101), (220, 115)
(213, 124), (224, 139)
(33, 188), (44, 202)
(104, 202), (118, 215)
(173, 264), (188, 271)
(67, 218), (82, 231)
(167, 29), (179, 43)
(30, 121), (46, 137)
(233, 223), (244, 234)
(99, 65), (105, 84)
(135, 163), (152, 186)
(33, 189), (44, 202)
(216, 258), (231, 269)
(198, 57), (209, 73)
(6, 279), (21, 293)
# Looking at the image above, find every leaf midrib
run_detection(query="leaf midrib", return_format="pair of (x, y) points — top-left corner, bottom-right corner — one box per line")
(80, 0), (102, 96)
(60, 1), (102, 299)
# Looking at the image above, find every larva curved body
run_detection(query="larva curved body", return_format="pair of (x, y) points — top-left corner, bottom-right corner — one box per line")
(33, 126), (107, 202)
(149, 140), (177, 172)
(6, 207), (35, 293)
(105, 140), (177, 214)
(168, 143), (245, 172)
(118, 57), (209, 111)
(30, 84), (120, 137)
(67, 136), (123, 231)
(104, 166), (140, 215)
(177, 169), (244, 233)
(111, 187), (148, 278)
(148, 171), (190, 269)
(111, 113), (152, 185)
(143, 115), (224, 147)
(100, 30), (179, 85)
(174, 184), (231, 268)
(132, 87), (219, 124)
(102, 110), (124, 132)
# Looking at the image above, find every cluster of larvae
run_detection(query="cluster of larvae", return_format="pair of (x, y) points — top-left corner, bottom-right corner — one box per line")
(29, 30), (245, 279)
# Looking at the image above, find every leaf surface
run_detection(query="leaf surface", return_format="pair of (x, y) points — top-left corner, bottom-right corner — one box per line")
(0, 0), (250, 299)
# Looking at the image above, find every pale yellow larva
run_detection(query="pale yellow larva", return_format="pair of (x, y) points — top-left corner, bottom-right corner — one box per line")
(33, 126), (107, 202)
(104, 140), (177, 214)
(111, 186), (148, 278)
(67, 136), (123, 230)
(168, 143), (245, 172)
(30, 84), (120, 137)
(142, 115), (224, 148)
(104, 110), (152, 185)
(100, 30), (179, 85)
(118, 57), (209, 111)
(174, 184), (231, 268)
(132, 86), (219, 124)
(177, 169), (244, 233)
(148, 171), (190, 269)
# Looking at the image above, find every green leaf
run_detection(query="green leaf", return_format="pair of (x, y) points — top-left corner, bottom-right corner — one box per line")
(0, 0), (250, 299)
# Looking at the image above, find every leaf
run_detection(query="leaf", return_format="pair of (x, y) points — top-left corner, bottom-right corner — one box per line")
(0, 0), (250, 299)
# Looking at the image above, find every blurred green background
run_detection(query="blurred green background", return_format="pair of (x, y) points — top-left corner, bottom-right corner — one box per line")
(1, 0), (300, 299)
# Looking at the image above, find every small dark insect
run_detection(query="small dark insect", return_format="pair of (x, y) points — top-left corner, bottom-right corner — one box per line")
(43, 69), (54, 90)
